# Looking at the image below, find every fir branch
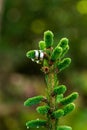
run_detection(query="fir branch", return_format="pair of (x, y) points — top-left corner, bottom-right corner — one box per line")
(24, 30), (79, 130)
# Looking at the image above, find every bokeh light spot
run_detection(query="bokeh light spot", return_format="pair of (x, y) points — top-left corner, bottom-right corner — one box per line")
(31, 19), (46, 34)
(77, 1), (87, 14)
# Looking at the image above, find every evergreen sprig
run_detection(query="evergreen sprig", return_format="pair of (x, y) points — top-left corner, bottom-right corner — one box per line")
(24, 30), (79, 130)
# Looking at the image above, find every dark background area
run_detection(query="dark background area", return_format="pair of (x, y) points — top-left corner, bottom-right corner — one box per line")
(0, 0), (87, 130)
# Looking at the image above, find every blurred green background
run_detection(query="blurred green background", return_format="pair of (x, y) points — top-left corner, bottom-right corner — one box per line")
(0, 0), (87, 130)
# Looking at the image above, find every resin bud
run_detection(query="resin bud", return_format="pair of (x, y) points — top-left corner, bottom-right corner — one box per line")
(57, 58), (71, 72)
(63, 103), (75, 116)
(60, 92), (79, 105)
(44, 30), (54, 48)
(26, 50), (35, 59)
(61, 45), (69, 58)
(57, 94), (63, 103)
(52, 85), (66, 96)
(24, 96), (44, 106)
(51, 47), (62, 61)
(26, 119), (47, 128)
(39, 41), (46, 50)
(58, 38), (69, 58)
(58, 38), (69, 50)
(52, 109), (64, 119)
(36, 105), (50, 115)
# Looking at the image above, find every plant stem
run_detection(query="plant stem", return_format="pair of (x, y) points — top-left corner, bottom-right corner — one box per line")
(45, 68), (59, 130)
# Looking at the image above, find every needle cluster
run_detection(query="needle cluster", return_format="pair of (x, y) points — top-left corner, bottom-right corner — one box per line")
(24, 30), (79, 130)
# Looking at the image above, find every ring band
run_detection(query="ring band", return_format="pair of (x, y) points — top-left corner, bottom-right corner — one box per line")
(35, 50), (39, 59)
(39, 50), (44, 60)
